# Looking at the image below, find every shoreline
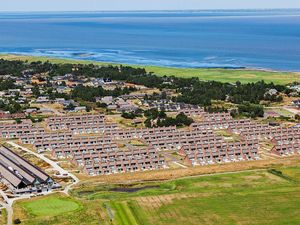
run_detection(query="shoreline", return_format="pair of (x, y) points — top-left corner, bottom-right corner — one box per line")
(1, 53), (300, 85)
(1, 53), (298, 74)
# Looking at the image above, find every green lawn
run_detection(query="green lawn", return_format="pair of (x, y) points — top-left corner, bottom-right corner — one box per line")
(20, 195), (80, 217)
(1, 54), (299, 84)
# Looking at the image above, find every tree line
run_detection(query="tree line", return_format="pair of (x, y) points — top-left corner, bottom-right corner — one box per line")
(0, 59), (289, 109)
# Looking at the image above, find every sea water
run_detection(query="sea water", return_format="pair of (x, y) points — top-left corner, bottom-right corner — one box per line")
(0, 9), (300, 71)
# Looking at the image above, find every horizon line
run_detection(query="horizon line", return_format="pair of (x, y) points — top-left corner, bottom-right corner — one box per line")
(0, 8), (300, 13)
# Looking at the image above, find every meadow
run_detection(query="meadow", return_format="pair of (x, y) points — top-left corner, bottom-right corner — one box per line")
(13, 166), (300, 225)
(1, 54), (299, 85)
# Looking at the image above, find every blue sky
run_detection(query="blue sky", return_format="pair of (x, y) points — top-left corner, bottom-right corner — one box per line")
(1, 0), (300, 11)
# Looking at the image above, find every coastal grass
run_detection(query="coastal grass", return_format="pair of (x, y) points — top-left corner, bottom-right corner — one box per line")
(1, 54), (299, 84)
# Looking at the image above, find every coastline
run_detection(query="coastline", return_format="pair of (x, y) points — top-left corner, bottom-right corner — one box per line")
(1, 53), (300, 85)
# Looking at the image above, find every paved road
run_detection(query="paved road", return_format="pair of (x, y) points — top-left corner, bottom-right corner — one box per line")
(172, 161), (188, 168)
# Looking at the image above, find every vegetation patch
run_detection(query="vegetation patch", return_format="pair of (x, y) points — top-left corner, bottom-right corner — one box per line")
(267, 169), (295, 182)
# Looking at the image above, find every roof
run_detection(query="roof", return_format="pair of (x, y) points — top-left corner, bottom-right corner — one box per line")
(0, 162), (23, 188)
(0, 146), (49, 182)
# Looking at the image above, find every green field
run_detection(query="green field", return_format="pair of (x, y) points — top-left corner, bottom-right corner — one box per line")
(13, 166), (300, 225)
(1, 54), (300, 84)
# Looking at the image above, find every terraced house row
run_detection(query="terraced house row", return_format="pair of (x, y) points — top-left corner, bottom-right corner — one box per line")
(180, 140), (259, 166)
(191, 118), (252, 130)
(46, 114), (106, 130)
(33, 136), (113, 152)
(225, 120), (300, 153)
(271, 131), (300, 156)
(53, 142), (119, 158)
(46, 114), (118, 134)
(0, 121), (45, 138)
(72, 146), (165, 175)
(179, 107), (205, 117)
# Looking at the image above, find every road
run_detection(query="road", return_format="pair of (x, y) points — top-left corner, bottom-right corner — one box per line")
(41, 104), (64, 116)
(163, 151), (188, 168)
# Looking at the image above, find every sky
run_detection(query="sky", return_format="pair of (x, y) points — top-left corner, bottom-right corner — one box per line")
(1, 0), (300, 12)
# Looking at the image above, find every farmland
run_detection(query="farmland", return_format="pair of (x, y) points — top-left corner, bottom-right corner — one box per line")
(1, 54), (300, 84)
(13, 165), (300, 225)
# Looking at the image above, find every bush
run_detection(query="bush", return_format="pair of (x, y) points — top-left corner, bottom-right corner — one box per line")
(121, 112), (136, 119)
(175, 113), (194, 126)
(13, 218), (21, 224)
(96, 102), (107, 108)
(238, 102), (264, 118)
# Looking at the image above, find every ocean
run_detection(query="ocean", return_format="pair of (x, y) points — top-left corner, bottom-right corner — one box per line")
(1, 9), (300, 71)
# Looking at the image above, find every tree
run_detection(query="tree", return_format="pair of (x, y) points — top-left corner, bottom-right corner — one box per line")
(96, 102), (107, 108)
(121, 112), (136, 119)
(238, 102), (264, 118)
(15, 118), (22, 124)
(65, 103), (75, 111)
(176, 113), (194, 126)
(32, 85), (40, 97)
(144, 118), (152, 128)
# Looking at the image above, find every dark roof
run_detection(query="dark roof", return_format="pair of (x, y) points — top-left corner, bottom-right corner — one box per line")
(0, 146), (50, 189)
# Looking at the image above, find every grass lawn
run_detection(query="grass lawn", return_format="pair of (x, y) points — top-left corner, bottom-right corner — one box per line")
(1, 54), (300, 84)
(20, 195), (80, 217)
(273, 108), (295, 117)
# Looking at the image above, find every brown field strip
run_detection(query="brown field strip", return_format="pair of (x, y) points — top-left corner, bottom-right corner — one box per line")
(74, 155), (300, 185)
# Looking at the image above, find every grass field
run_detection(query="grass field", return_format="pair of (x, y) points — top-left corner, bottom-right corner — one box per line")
(13, 166), (300, 225)
(73, 167), (300, 225)
(1, 54), (300, 84)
